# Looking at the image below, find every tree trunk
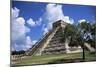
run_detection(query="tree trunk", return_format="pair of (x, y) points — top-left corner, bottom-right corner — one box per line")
(82, 43), (85, 61)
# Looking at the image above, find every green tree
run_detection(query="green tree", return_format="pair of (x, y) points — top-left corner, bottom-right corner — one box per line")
(78, 21), (96, 48)
(64, 22), (86, 60)
(64, 23), (78, 47)
(88, 23), (96, 48)
(77, 21), (94, 60)
(64, 21), (96, 60)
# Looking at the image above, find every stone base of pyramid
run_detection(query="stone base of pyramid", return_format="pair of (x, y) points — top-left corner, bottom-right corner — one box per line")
(41, 45), (82, 55)
(66, 47), (83, 53)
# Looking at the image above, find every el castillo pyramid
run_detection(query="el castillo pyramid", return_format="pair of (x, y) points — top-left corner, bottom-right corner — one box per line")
(26, 20), (83, 56)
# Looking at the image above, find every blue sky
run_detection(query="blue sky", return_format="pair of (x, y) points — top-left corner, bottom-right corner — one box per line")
(12, 1), (96, 51)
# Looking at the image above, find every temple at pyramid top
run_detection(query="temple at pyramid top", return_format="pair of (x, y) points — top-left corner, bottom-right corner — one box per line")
(53, 20), (67, 29)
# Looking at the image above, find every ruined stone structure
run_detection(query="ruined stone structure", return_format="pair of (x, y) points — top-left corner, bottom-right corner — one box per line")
(26, 20), (82, 56)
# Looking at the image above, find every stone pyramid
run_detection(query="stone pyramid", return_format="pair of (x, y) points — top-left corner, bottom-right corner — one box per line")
(26, 20), (82, 56)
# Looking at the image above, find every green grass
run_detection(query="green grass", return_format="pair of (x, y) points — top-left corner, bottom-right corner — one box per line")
(12, 51), (96, 66)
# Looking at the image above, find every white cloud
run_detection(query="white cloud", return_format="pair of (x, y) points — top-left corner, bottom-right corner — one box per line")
(26, 36), (33, 45)
(25, 36), (37, 49)
(61, 16), (74, 24)
(43, 27), (48, 35)
(78, 19), (87, 23)
(11, 7), (36, 51)
(78, 19), (90, 24)
(12, 8), (30, 42)
(36, 17), (42, 26)
(44, 4), (74, 31)
(12, 7), (19, 18)
(27, 17), (42, 27)
(26, 36), (37, 45)
(27, 18), (36, 27)
(42, 24), (48, 35)
(46, 4), (63, 22)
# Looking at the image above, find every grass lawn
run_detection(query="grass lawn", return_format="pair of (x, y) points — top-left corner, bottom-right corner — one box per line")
(12, 51), (96, 66)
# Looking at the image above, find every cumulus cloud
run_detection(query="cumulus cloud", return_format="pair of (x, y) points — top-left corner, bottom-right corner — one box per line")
(61, 16), (74, 24)
(11, 7), (36, 51)
(45, 4), (74, 24)
(27, 18), (36, 27)
(26, 36), (33, 45)
(36, 17), (42, 26)
(42, 27), (48, 35)
(78, 19), (90, 24)
(78, 19), (87, 23)
(45, 4), (63, 23)
(42, 3), (74, 35)
(27, 17), (42, 27)
(42, 24), (48, 35)
(25, 36), (37, 49)
(45, 4), (63, 30)
(12, 7), (30, 42)
(46, 4), (73, 23)
(12, 7), (19, 18)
